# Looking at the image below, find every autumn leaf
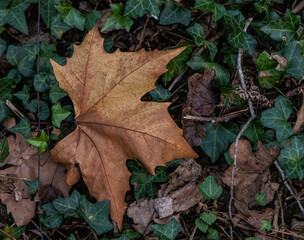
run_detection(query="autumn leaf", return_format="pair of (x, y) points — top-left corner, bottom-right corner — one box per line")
(50, 26), (198, 229)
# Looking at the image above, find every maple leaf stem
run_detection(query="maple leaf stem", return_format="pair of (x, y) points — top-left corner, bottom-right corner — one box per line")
(228, 17), (255, 240)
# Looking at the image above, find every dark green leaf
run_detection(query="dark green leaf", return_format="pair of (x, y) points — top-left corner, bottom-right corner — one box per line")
(52, 102), (71, 128)
(0, 138), (9, 163)
(198, 176), (223, 200)
(124, 0), (164, 18)
(194, 0), (227, 21)
(187, 55), (230, 86)
(49, 81), (68, 104)
(26, 130), (48, 153)
(50, 13), (71, 39)
(261, 9), (300, 44)
(151, 218), (181, 240)
(0, 225), (26, 240)
(228, 32), (257, 55)
(27, 99), (50, 121)
(257, 51), (282, 88)
(0, 38), (7, 57)
(205, 41), (217, 60)
(14, 85), (30, 105)
(260, 130), (279, 149)
(277, 136), (304, 179)
(24, 177), (40, 194)
(9, 118), (31, 138)
(53, 190), (81, 215)
(34, 72), (55, 92)
(222, 10), (245, 33)
(186, 23), (205, 46)
(57, 1), (86, 30)
(149, 84), (171, 102)
(103, 38), (115, 53)
(41, 202), (63, 228)
(255, 192), (268, 206)
(78, 196), (113, 235)
(101, 3), (133, 32)
(207, 228), (220, 240)
(159, 1), (190, 26)
(243, 117), (265, 143)
(41, 0), (57, 27)
(67, 234), (76, 240)
(260, 95), (292, 142)
(201, 122), (238, 162)
(201, 211), (217, 225)
(195, 218), (209, 233)
(85, 10), (102, 31)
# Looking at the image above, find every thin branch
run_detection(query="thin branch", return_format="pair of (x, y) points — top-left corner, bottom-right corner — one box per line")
(274, 161), (304, 215)
(183, 109), (247, 123)
(0, 228), (16, 240)
(292, 0), (304, 13)
(5, 100), (25, 118)
(228, 17), (255, 240)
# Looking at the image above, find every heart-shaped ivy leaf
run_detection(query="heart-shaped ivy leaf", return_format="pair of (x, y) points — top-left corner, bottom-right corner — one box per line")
(199, 176), (223, 200)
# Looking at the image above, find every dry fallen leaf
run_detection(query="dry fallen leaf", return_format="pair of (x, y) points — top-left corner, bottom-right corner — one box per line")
(182, 69), (217, 146)
(293, 89), (304, 134)
(0, 133), (69, 226)
(50, 26), (198, 229)
(222, 140), (280, 217)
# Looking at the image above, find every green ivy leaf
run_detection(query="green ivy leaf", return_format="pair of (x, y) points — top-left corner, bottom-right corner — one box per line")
(27, 99), (50, 121)
(50, 13), (71, 39)
(41, 203), (63, 228)
(201, 122), (238, 163)
(103, 38), (115, 53)
(102, 3), (133, 32)
(9, 118), (31, 138)
(206, 228), (221, 240)
(26, 130), (48, 153)
(149, 84), (171, 102)
(261, 9), (300, 44)
(222, 10), (245, 33)
(5, 68), (22, 84)
(159, 1), (190, 26)
(277, 136), (304, 179)
(78, 196), (114, 235)
(186, 23), (205, 46)
(164, 44), (194, 84)
(201, 211), (217, 225)
(57, 1), (85, 31)
(34, 72), (55, 92)
(260, 130), (279, 149)
(243, 117), (265, 143)
(0, 225), (26, 240)
(198, 176), (223, 200)
(260, 219), (271, 231)
(257, 51), (282, 88)
(0, 78), (15, 122)
(151, 218), (181, 240)
(40, 0), (57, 28)
(67, 234), (76, 240)
(195, 218), (209, 233)
(187, 55), (230, 86)
(53, 190), (81, 216)
(205, 41), (217, 60)
(254, 0), (271, 13)
(0, 138), (9, 163)
(260, 96), (292, 142)
(124, 0), (164, 19)
(6, 44), (38, 77)
(255, 192), (268, 206)
(194, 0), (227, 21)
(51, 102), (71, 128)
(24, 177), (40, 194)
(85, 10), (102, 31)
(0, 38), (7, 57)
(228, 32), (257, 55)
(14, 85), (30, 105)
(49, 81), (68, 104)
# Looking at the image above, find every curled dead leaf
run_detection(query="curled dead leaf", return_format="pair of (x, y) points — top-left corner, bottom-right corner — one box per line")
(182, 69), (217, 146)
(272, 54), (288, 68)
(293, 89), (304, 134)
(259, 70), (271, 78)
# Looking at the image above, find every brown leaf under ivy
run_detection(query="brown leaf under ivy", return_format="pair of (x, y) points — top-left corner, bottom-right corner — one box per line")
(50, 26), (198, 229)
(182, 69), (217, 146)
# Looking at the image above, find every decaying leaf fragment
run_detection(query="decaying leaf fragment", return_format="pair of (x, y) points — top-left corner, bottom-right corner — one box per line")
(50, 26), (198, 229)
(182, 69), (217, 146)
(293, 89), (304, 134)
(0, 131), (69, 226)
(222, 140), (280, 223)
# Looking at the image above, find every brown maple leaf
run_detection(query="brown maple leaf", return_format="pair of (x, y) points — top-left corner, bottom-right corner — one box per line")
(50, 26), (198, 229)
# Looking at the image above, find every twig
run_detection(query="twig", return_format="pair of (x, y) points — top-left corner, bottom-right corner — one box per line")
(274, 161), (304, 215)
(189, 225), (197, 240)
(292, 0), (304, 13)
(183, 109), (247, 123)
(0, 228), (16, 240)
(135, 14), (150, 51)
(30, 221), (51, 240)
(228, 17), (255, 240)
(5, 100), (25, 118)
